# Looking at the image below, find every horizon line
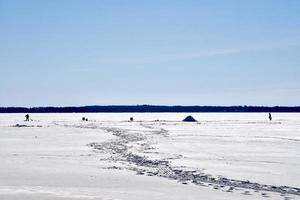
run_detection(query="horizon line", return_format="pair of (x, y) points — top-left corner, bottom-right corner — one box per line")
(1, 105), (300, 108)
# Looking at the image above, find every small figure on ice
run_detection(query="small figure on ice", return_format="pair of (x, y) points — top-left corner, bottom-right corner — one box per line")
(25, 114), (30, 121)
(268, 113), (272, 121)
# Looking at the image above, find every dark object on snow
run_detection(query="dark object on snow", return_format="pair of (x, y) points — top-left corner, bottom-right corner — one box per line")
(130, 117), (134, 121)
(25, 114), (29, 121)
(269, 113), (272, 121)
(82, 117), (86, 121)
(182, 115), (197, 122)
(85, 118), (88, 121)
(14, 124), (29, 127)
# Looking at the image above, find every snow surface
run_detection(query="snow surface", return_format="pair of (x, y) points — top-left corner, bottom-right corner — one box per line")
(0, 113), (299, 200)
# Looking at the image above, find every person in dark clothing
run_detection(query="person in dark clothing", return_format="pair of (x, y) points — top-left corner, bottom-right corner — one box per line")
(25, 114), (29, 121)
(269, 113), (272, 121)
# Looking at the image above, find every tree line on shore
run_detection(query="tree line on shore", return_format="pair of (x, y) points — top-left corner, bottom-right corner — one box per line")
(0, 105), (300, 113)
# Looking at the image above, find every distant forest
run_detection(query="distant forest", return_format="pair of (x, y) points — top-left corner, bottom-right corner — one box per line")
(0, 105), (300, 113)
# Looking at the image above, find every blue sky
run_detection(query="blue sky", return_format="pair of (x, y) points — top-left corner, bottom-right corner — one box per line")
(1, 0), (300, 106)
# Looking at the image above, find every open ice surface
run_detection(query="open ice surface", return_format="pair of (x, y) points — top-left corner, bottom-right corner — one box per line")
(0, 113), (299, 200)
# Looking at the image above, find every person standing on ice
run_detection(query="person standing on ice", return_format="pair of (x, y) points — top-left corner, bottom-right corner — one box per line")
(25, 114), (29, 121)
(269, 113), (272, 121)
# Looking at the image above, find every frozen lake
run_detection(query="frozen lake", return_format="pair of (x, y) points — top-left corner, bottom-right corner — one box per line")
(0, 113), (299, 200)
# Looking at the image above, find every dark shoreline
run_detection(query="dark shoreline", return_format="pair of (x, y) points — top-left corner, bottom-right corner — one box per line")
(1, 105), (300, 113)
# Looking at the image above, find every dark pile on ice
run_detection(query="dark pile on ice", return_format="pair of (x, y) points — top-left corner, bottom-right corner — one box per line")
(182, 115), (197, 122)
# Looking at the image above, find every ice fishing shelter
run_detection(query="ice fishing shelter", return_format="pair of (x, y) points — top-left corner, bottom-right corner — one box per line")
(182, 115), (197, 122)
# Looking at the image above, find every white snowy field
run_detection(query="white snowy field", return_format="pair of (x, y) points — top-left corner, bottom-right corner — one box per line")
(0, 113), (299, 200)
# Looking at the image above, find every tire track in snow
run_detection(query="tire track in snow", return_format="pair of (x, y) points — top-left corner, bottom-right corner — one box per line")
(86, 123), (300, 199)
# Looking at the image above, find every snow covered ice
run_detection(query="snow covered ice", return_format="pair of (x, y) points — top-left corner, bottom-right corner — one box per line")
(0, 113), (300, 200)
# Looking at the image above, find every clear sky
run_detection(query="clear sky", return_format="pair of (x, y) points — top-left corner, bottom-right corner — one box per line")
(1, 0), (300, 107)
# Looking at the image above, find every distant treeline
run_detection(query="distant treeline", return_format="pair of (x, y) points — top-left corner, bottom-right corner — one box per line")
(0, 105), (300, 113)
